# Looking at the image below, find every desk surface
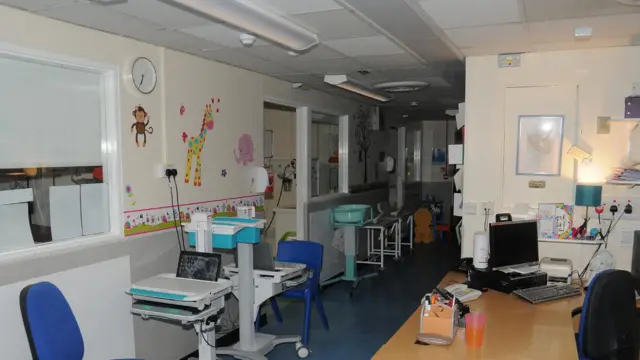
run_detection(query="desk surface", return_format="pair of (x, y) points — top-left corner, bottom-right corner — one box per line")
(373, 271), (636, 360)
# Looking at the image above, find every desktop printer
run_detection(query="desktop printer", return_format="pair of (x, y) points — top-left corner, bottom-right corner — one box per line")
(468, 267), (548, 294)
(539, 257), (573, 285)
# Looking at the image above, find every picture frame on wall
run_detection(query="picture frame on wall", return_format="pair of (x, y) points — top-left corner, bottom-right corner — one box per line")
(516, 115), (564, 176)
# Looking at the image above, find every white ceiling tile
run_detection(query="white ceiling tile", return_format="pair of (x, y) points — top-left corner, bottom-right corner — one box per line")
(419, 0), (522, 29)
(112, 0), (212, 30)
(355, 53), (422, 70)
(530, 14), (640, 44)
(445, 23), (530, 49)
(0, 0), (84, 12)
(254, 0), (343, 15)
(287, 57), (367, 74)
(352, 66), (441, 85)
(37, 2), (163, 38)
(243, 44), (344, 63)
(523, 0), (640, 22)
(533, 37), (633, 52)
(181, 23), (268, 48)
(201, 48), (295, 74)
(324, 36), (405, 57)
(291, 9), (379, 40)
(272, 74), (325, 84)
(136, 28), (224, 54)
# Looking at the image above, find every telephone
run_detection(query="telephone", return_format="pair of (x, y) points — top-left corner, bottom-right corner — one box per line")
(444, 283), (482, 303)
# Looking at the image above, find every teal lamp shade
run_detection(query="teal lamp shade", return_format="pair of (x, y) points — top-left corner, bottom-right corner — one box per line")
(575, 185), (602, 207)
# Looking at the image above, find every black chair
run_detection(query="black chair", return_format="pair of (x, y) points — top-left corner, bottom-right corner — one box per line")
(572, 270), (639, 360)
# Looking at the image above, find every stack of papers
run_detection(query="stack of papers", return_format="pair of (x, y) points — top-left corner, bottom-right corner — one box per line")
(610, 168), (640, 182)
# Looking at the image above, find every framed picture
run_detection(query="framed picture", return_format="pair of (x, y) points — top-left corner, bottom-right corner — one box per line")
(516, 115), (564, 176)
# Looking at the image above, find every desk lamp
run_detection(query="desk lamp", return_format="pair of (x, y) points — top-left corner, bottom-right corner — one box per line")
(575, 184), (602, 238)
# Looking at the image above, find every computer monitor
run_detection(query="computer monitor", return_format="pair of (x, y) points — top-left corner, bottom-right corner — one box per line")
(632, 231), (640, 291)
(488, 220), (539, 269)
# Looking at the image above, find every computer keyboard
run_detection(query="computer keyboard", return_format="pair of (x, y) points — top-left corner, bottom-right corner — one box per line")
(513, 284), (581, 304)
(275, 261), (303, 270)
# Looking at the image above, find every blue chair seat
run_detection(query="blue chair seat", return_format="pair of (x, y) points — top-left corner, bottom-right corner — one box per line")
(20, 282), (143, 360)
(572, 270), (639, 360)
(256, 240), (329, 346)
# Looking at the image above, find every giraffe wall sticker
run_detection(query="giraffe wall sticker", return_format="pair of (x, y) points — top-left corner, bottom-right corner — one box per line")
(183, 98), (220, 187)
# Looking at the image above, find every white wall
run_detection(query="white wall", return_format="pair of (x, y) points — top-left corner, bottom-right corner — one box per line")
(463, 46), (640, 271)
(0, 4), (366, 359)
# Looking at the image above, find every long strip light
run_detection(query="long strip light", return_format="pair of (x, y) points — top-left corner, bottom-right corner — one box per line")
(324, 75), (393, 103)
(161, 0), (319, 52)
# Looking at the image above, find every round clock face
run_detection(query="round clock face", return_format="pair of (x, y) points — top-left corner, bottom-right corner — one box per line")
(131, 57), (157, 94)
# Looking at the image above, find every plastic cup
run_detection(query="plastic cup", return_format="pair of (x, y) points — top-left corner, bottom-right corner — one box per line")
(465, 312), (486, 348)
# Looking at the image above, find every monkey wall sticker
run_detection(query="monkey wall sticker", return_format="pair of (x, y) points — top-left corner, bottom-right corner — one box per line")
(130, 105), (153, 147)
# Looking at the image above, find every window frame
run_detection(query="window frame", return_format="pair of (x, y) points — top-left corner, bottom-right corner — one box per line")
(0, 42), (123, 257)
(309, 112), (345, 198)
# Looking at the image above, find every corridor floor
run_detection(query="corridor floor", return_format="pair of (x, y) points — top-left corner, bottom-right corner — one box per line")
(255, 241), (459, 360)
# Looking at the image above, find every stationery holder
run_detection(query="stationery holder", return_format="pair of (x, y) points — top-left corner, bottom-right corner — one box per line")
(417, 298), (459, 346)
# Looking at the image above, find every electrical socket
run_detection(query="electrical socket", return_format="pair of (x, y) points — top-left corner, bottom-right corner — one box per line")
(588, 196), (640, 221)
(479, 201), (494, 215)
(156, 164), (177, 179)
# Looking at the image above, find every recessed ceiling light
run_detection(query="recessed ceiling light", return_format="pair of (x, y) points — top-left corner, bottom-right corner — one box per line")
(402, 114), (409, 118)
(574, 26), (592, 40)
(410, 101), (418, 107)
(617, 0), (640, 5)
(374, 81), (430, 93)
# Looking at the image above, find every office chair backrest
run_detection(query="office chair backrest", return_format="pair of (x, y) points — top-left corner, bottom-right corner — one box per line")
(579, 270), (638, 360)
(20, 282), (84, 360)
(276, 240), (323, 283)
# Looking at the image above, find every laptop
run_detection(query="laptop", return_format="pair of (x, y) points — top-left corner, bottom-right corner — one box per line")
(176, 251), (222, 282)
(233, 242), (299, 271)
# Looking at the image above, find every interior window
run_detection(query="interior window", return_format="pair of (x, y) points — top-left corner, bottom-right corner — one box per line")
(0, 52), (112, 251)
(311, 113), (340, 197)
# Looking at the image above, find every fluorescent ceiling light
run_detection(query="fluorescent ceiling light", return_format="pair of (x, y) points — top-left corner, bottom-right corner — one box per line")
(161, 0), (319, 52)
(324, 75), (393, 103)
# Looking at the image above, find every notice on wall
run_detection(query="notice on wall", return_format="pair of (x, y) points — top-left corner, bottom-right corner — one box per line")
(620, 227), (636, 248)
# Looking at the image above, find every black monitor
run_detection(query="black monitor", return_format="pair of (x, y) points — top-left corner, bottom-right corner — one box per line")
(632, 231), (640, 290)
(488, 220), (539, 269)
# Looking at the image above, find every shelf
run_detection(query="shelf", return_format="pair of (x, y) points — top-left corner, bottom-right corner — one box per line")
(538, 238), (604, 245)
(606, 180), (640, 188)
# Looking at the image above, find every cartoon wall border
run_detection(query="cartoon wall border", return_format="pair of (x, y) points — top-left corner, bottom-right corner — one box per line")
(124, 194), (265, 237)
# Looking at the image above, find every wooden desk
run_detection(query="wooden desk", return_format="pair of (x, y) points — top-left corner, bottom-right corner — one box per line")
(373, 272), (607, 360)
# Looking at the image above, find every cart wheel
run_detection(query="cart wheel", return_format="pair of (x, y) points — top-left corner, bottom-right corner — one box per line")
(296, 342), (309, 358)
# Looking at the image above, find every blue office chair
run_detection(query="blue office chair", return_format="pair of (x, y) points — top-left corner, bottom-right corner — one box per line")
(572, 270), (639, 360)
(257, 240), (329, 345)
(20, 282), (141, 360)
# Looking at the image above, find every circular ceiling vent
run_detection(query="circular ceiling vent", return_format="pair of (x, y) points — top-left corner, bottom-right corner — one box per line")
(374, 81), (430, 93)
(617, 0), (640, 5)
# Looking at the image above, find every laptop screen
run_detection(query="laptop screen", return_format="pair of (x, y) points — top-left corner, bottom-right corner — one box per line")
(176, 251), (221, 282)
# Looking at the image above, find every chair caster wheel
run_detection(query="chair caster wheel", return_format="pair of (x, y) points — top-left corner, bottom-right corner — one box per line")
(296, 342), (309, 358)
